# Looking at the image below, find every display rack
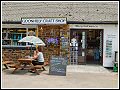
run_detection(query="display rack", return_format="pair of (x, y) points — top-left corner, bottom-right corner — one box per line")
(70, 46), (78, 65)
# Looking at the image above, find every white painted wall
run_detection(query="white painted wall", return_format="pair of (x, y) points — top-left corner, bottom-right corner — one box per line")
(102, 24), (118, 67)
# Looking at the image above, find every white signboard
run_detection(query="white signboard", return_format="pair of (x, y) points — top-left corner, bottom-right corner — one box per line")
(21, 17), (67, 24)
(105, 39), (112, 58)
(103, 34), (117, 67)
(82, 32), (85, 49)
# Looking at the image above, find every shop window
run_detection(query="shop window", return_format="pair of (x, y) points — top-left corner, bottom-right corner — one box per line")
(27, 28), (36, 36)
(2, 28), (27, 46)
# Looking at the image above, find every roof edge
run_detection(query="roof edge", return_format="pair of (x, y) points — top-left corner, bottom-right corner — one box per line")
(2, 21), (118, 24)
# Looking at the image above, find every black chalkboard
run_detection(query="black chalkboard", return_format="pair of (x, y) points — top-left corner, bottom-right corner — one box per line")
(49, 56), (67, 76)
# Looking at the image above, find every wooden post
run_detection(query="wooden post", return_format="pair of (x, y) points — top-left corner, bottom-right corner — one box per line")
(36, 25), (38, 49)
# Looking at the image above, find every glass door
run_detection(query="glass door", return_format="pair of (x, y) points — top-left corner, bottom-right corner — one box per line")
(77, 31), (87, 64)
(70, 29), (87, 65)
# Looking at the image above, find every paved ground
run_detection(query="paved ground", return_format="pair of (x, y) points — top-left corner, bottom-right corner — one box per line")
(1, 65), (118, 89)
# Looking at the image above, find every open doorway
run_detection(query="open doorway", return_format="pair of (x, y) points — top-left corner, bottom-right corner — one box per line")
(70, 29), (103, 65)
(86, 29), (103, 65)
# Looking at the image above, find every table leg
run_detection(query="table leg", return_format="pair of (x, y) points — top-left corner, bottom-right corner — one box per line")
(34, 69), (40, 75)
(12, 68), (18, 74)
(11, 62), (22, 74)
(42, 66), (46, 71)
(3, 64), (9, 69)
(21, 63), (27, 70)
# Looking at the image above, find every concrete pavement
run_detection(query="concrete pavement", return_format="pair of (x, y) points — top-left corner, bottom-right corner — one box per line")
(1, 65), (118, 89)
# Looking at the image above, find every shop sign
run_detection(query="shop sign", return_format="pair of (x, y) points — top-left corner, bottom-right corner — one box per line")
(70, 24), (100, 29)
(76, 25), (99, 28)
(21, 17), (67, 24)
(49, 56), (67, 76)
(105, 40), (112, 58)
(105, 34), (116, 58)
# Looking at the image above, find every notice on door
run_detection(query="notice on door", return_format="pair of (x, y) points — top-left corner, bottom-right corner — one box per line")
(49, 56), (67, 76)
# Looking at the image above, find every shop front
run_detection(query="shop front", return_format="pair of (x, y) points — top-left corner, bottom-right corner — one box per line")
(69, 27), (103, 65)
(2, 17), (70, 65)
(2, 18), (118, 67)
(69, 23), (118, 67)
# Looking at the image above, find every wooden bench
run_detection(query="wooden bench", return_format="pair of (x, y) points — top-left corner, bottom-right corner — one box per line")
(2, 61), (14, 69)
(5, 60), (48, 75)
(9, 63), (19, 68)
(32, 64), (47, 75)
(34, 65), (46, 70)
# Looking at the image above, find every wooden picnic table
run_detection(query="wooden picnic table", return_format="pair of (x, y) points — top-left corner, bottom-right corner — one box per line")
(11, 58), (42, 75)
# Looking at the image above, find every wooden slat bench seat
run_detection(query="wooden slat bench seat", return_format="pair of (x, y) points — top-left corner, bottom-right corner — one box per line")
(2, 61), (13, 65)
(34, 65), (46, 70)
(32, 64), (46, 75)
(2, 61), (14, 69)
(9, 63), (19, 68)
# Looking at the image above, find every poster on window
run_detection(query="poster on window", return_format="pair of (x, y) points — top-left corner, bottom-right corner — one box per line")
(105, 40), (112, 58)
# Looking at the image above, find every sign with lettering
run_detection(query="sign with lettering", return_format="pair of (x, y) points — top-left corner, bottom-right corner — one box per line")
(105, 40), (112, 58)
(49, 56), (67, 76)
(21, 17), (67, 24)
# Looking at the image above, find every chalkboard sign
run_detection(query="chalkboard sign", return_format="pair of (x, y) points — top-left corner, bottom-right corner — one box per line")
(49, 56), (67, 76)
